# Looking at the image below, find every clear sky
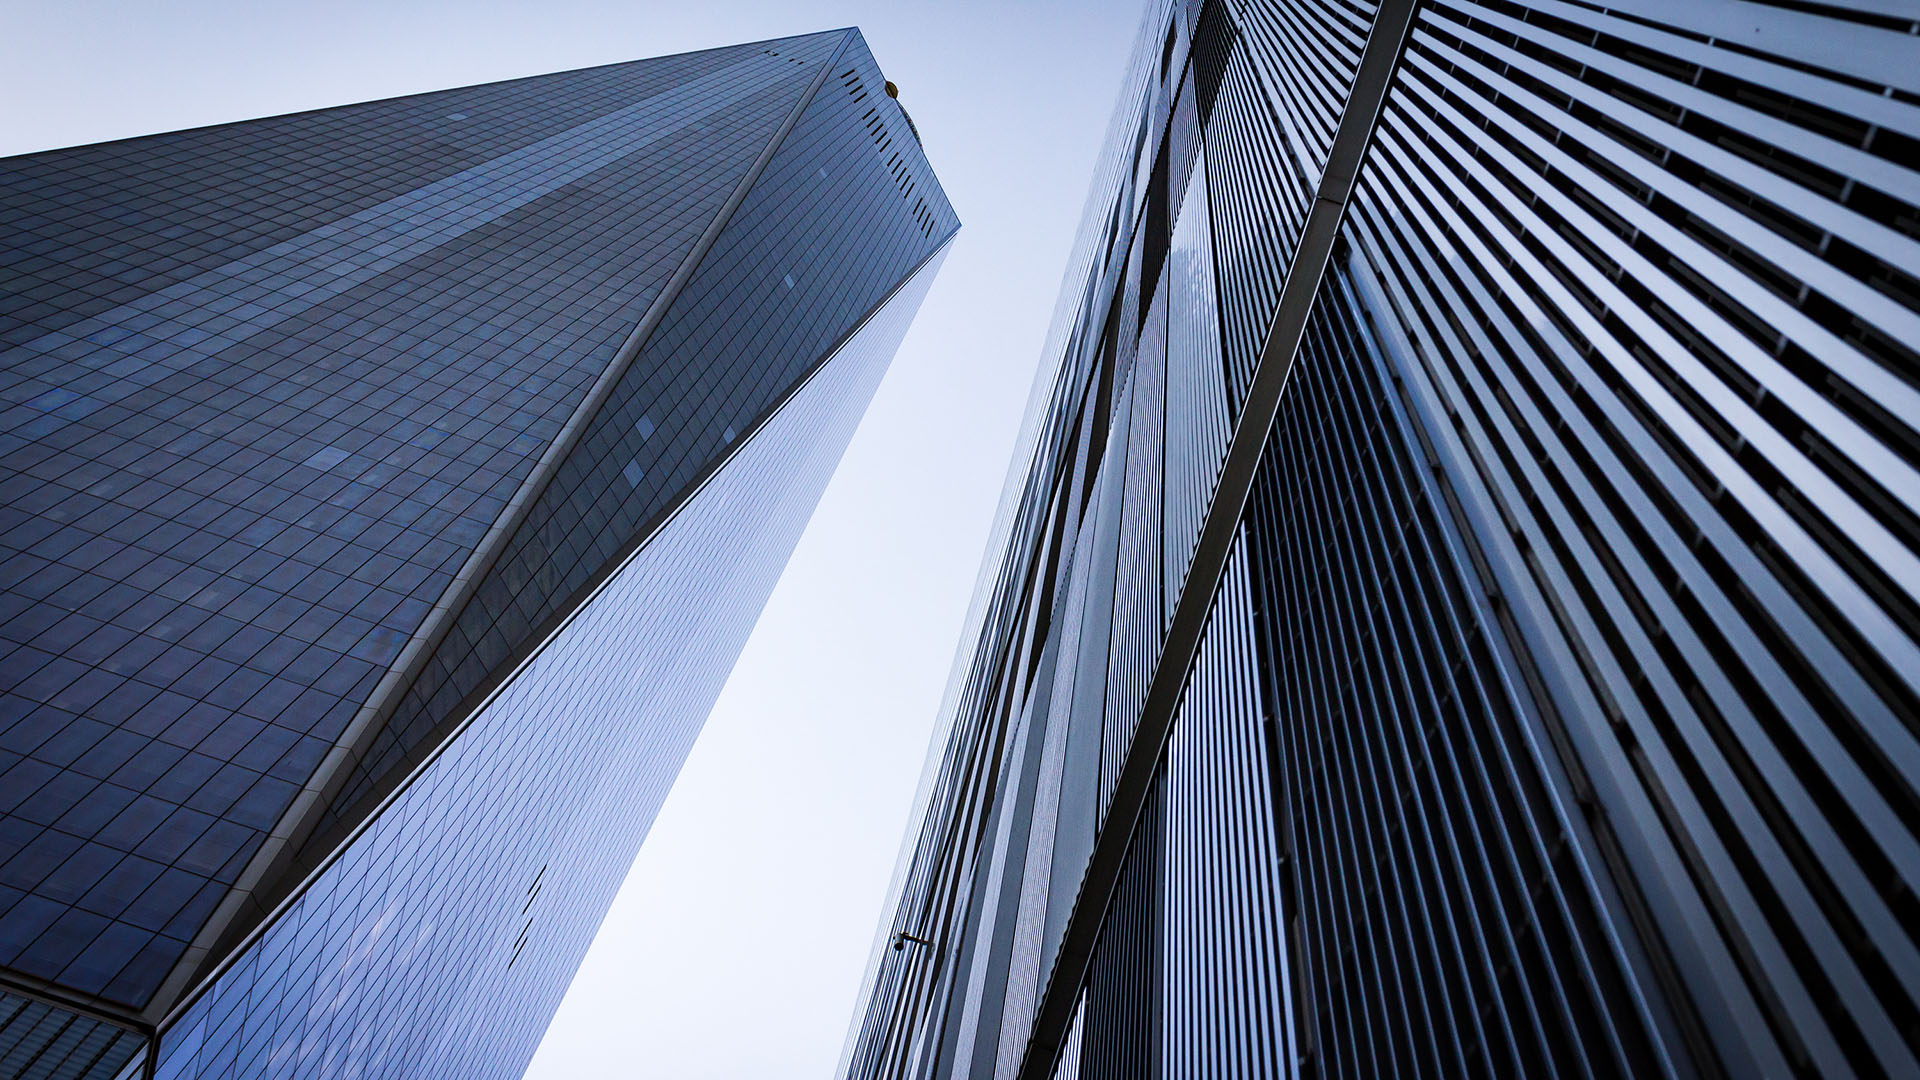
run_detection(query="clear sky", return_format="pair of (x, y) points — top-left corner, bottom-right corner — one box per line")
(1, 2), (1139, 1075)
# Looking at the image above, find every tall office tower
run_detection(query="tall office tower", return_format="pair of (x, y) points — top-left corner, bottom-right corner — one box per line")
(846, 0), (1919, 1077)
(0, 27), (955, 1080)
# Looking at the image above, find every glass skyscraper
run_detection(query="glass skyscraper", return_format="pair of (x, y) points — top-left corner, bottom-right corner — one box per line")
(0, 28), (955, 1080)
(846, 1), (1919, 1077)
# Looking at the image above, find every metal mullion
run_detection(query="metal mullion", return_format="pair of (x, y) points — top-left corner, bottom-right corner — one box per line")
(1106, 342), (1167, 805)
(1306, 293), (1472, 1077)
(1219, 556), (1292, 1068)
(1016, 11), (1427, 1071)
(1349, 226), (1681, 1073)
(1167, 711), (1198, 1068)
(1348, 143), (1633, 1067)
(1294, 332), (1441, 1077)
(1284, 394), (1387, 1077)
(905, 717), (1005, 1062)
(1177, 601), (1232, 1072)
(1272, 407), (1351, 1077)
(1189, 648), (1234, 1074)
(1290, 415), (1408, 1078)
(1235, 554), (1290, 1074)
(1397, 19), (1920, 522)
(1206, 77), (1292, 397)
(1329, 259), (1554, 1074)
(1161, 697), (1187, 1075)
(1311, 254), (1576, 1079)
(1268, 419), (1329, 1073)
(1249, 522), (1309, 1078)
(1422, 7), (1920, 320)
(1389, 48), (1920, 1016)
(1216, 0), (1320, 200)
(1212, 553), (1283, 1072)
(1243, 5), (1346, 179)
(1408, 25), (1920, 532)
(1277, 355), (1356, 1080)
(1371, 95), (1914, 1073)
(1101, 370), (1149, 806)
(1351, 184), (1728, 1068)
(1232, 30), (1322, 211)
(1341, 195), (1739, 1077)
(1484, 2), (1913, 200)
(1182, 718), (1208, 1077)
(1408, 37), (1920, 978)
(1202, 602), (1262, 1078)
(1284, 0), (1371, 153)
(904, 672), (999, 942)
(1349, 128), (1795, 1075)
(993, 507), (1100, 1075)
(1335, 161), (1564, 1072)
(1493, 0), (1920, 139)
(1374, 98), (1896, 1068)
(1201, 96), (1257, 397)
(1286, 316), (1410, 1076)
(1182, 685), (1209, 1075)
(933, 689), (1034, 1056)
(1163, 282), (1195, 615)
(1194, 598), (1253, 1077)
(1244, 0), (1362, 169)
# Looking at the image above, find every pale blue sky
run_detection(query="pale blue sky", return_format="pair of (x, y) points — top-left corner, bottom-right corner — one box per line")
(0, 3), (1139, 1074)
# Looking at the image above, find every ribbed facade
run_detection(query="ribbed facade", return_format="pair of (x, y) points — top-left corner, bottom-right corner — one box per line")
(845, 1), (1919, 1077)
(1, 29), (954, 1080)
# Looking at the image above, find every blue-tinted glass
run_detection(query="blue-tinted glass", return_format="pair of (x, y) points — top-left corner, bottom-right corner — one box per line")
(152, 246), (948, 1080)
(3, 24), (955, 1079)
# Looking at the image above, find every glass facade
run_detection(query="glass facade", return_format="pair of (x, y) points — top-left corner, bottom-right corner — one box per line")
(148, 248), (949, 1080)
(2, 26), (955, 1080)
(846, 1), (1920, 1078)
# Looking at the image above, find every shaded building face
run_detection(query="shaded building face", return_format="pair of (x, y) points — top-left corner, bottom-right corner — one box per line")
(0, 28), (955, 1080)
(846, 2), (1920, 1078)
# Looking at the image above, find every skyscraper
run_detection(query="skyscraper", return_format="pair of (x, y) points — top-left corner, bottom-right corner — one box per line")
(846, 1), (1919, 1077)
(0, 28), (955, 1080)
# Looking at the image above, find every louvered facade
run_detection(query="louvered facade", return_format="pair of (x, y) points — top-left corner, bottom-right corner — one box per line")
(844, 1), (1920, 1077)
(0, 29), (955, 1080)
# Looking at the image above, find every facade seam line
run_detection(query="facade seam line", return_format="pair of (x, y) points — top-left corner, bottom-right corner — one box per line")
(1012, 3), (1423, 1076)
(147, 228), (957, 1050)
(142, 29), (856, 1030)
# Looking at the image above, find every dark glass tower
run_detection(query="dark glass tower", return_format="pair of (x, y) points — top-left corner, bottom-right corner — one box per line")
(0, 27), (956, 1080)
(846, 1), (1920, 1077)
